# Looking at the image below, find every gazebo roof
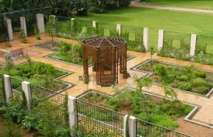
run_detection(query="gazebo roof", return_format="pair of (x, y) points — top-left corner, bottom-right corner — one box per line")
(82, 36), (127, 48)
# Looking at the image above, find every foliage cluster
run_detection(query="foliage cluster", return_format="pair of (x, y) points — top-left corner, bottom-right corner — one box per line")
(138, 60), (213, 94)
(49, 41), (89, 65)
(79, 89), (193, 130)
(3, 60), (67, 91)
(0, 93), (70, 137)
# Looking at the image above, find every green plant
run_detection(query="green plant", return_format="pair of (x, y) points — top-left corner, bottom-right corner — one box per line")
(3, 52), (14, 71)
(178, 82), (192, 91)
(33, 24), (40, 40)
(19, 29), (27, 43)
(0, 111), (24, 137)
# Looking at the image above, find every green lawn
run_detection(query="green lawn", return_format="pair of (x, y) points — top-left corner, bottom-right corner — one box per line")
(78, 7), (213, 51)
(145, 0), (213, 10)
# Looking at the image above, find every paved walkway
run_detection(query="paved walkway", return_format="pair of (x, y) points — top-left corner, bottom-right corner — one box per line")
(0, 34), (212, 136)
(130, 0), (213, 14)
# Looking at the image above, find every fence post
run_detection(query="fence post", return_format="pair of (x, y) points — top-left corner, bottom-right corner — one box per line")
(6, 19), (13, 40)
(190, 34), (197, 56)
(92, 21), (98, 34)
(129, 116), (137, 137)
(143, 27), (149, 52)
(20, 16), (27, 36)
(68, 96), (77, 134)
(22, 81), (31, 110)
(4, 75), (12, 103)
(36, 14), (45, 33)
(116, 24), (122, 36)
(158, 29), (164, 51)
(123, 115), (128, 137)
(71, 18), (76, 34)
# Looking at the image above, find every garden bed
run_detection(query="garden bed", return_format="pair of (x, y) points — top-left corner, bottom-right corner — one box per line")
(134, 59), (213, 95)
(1, 61), (71, 94)
(78, 89), (193, 130)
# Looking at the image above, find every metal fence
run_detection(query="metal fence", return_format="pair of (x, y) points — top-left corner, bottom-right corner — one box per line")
(121, 24), (144, 52)
(10, 76), (22, 96)
(0, 74), (5, 107)
(160, 31), (191, 59)
(0, 7), (51, 42)
(76, 99), (124, 137)
(136, 119), (190, 137)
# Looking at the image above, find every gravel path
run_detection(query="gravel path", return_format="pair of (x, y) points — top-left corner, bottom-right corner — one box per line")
(130, 0), (213, 14)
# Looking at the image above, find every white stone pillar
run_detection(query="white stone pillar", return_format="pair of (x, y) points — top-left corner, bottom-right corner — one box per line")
(68, 96), (77, 131)
(92, 21), (98, 33)
(116, 24), (122, 36)
(6, 19), (13, 40)
(92, 21), (96, 28)
(129, 116), (136, 137)
(190, 34), (197, 56)
(158, 29), (164, 51)
(20, 16), (27, 36)
(22, 81), (31, 110)
(143, 27), (149, 52)
(123, 115), (128, 137)
(36, 14), (45, 33)
(4, 75), (12, 103)
(71, 18), (76, 33)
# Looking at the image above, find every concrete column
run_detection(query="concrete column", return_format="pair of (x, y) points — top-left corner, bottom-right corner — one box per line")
(20, 16), (27, 36)
(4, 75), (12, 103)
(158, 29), (164, 51)
(116, 24), (122, 36)
(123, 115), (128, 137)
(190, 34), (197, 56)
(36, 14), (45, 33)
(92, 21), (98, 33)
(129, 116), (137, 137)
(92, 21), (96, 28)
(22, 81), (31, 110)
(71, 18), (76, 34)
(143, 27), (149, 52)
(68, 96), (77, 131)
(6, 19), (13, 40)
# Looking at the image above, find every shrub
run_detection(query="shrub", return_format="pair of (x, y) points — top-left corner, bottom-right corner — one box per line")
(117, 91), (133, 107)
(176, 74), (188, 81)
(153, 64), (167, 77)
(191, 78), (210, 87)
(193, 70), (206, 78)
(192, 86), (211, 94)
(150, 114), (178, 130)
(178, 82), (192, 91)
(8, 69), (19, 76)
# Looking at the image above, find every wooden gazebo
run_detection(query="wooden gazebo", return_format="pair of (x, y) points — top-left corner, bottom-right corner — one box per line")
(82, 36), (127, 86)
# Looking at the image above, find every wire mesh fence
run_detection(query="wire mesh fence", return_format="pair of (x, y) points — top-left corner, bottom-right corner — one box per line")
(30, 83), (56, 100)
(0, 73), (5, 107)
(136, 119), (191, 137)
(76, 99), (124, 137)
(194, 35), (213, 65)
(0, 14), (8, 43)
(121, 24), (144, 52)
(97, 21), (117, 37)
(0, 7), (51, 41)
(160, 31), (191, 60)
(10, 76), (22, 93)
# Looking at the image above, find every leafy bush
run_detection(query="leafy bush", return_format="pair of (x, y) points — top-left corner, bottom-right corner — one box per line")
(153, 64), (167, 77)
(150, 114), (178, 130)
(178, 82), (192, 91)
(193, 70), (206, 78)
(176, 75), (188, 81)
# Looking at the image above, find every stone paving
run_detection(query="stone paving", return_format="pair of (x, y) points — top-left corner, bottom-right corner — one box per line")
(0, 34), (212, 131)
